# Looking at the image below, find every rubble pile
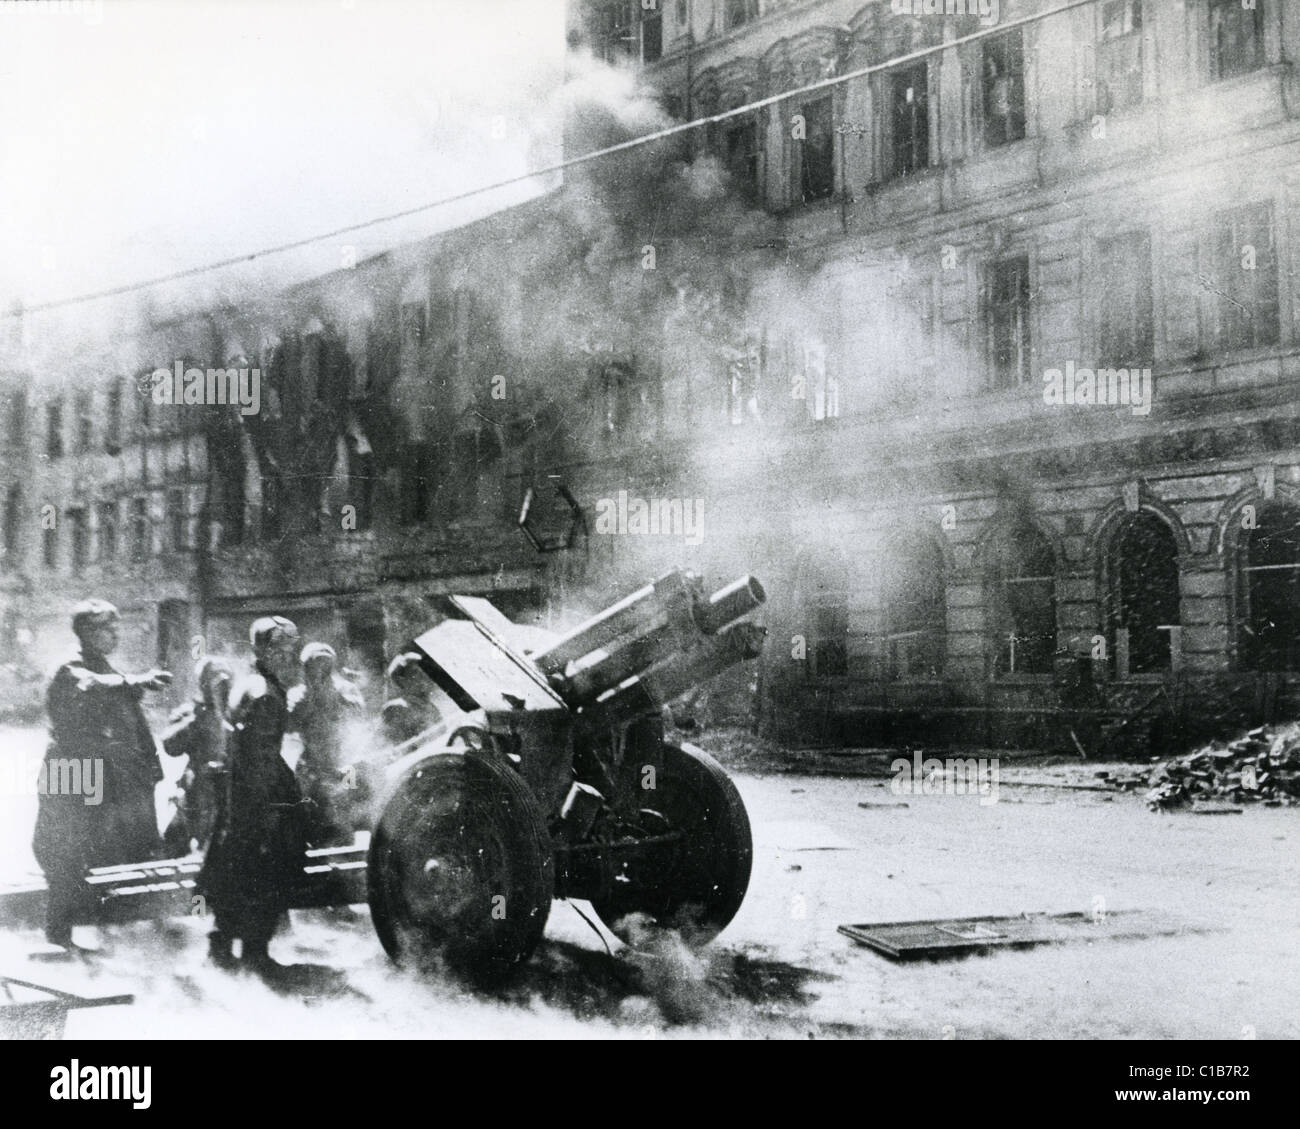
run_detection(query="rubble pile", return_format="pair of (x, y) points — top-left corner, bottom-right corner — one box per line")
(1099, 725), (1300, 810)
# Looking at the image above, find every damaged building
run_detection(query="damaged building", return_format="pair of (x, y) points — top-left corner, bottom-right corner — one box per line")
(3, 0), (1300, 757)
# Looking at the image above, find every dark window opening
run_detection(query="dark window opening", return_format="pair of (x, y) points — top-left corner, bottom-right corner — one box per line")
(97, 500), (117, 563)
(75, 391), (93, 454)
(593, 1), (638, 63)
(1211, 201), (1278, 351)
(167, 489), (186, 552)
(988, 523), (1056, 676)
(804, 564), (849, 678)
(724, 119), (760, 203)
(884, 535), (946, 679)
(1208, 0), (1264, 82)
(642, 10), (662, 63)
(987, 255), (1032, 388)
(130, 497), (149, 562)
(2, 484), (20, 571)
(1106, 513), (1179, 676)
(105, 381), (123, 454)
(982, 31), (1026, 147)
(69, 508), (88, 574)
(798, 95), (835, 203)
(43, 523), (57, 570)
(46, 399), (63, 459)
(889, 63), (930, 179)
(7, 390), (26, 447)
(1239, 504), (1300, 672)
(1097, 0), (1144, 113)
(1097, 230), (1154, 363)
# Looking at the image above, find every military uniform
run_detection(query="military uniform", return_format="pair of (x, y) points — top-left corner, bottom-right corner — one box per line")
(199, 663), (307, 955)
(34, 651), (164, 945)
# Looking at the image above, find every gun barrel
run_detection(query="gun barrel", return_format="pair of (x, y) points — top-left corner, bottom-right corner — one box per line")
(693, 574), (766, 635)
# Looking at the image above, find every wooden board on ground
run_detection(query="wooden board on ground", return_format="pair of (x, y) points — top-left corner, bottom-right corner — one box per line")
(838, 910), (1203, 961)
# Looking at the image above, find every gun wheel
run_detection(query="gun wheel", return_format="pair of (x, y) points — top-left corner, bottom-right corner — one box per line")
(368, 750), (553, 982)
(593, 742), (752, 945)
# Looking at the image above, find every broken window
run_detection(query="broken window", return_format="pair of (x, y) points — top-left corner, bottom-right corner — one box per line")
(2, 484), (21, 571)
(167, 489), (186, 553)
(888, 63), (930, 179)
(884, 534), (946, 679)
(986, 254), (1032, 388)
(69, 508), (88, 575)
(1210, 201), (1278, 351)
(97, 500), (117, 563)
(1096, 0), (1144, 113)
(75, 390), (93, 454)
(130, 497), (149, 562)
(46, 398), (63, 459)
(724, 118), (761, 204)
(798, 95), (835, 203)
(105, 380), (122, 455)
(1239, 504), (1300, 672)
(1097, 230), (1154, 364)
(1105, 512), (1180, 676)
(982, 31), (1026, 147)
(987, 521), (1056, 676)
(1208, 0), (1264, 82)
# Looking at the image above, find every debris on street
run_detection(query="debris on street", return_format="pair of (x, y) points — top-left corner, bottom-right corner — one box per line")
(1098, 725), (1300, 810)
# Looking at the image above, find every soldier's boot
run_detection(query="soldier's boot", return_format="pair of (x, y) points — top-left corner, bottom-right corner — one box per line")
(207, 931), (238, 971)
(240, 939), (286, 980)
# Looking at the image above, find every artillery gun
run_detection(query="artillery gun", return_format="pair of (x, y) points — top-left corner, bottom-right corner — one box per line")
(0, 570), (765, 981)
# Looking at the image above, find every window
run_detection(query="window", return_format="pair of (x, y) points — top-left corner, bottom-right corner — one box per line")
(1096, 0), (1144, 113)
(1208, 0), (1264, 82)
(130, 497), (149, 562)
(1097, 231), (1154, 363)
(883, 534), (946, 679)
(6, 390), (25, 447)
(986, 255), (1032, 388)
(800, 552), (849, 678)
(1105, 513), (1180, 676)
(46, 399), (64, 458)
(1238, 504), (1300, 671)
(69, 507), (88, 574)
(593, 1), (637, 63)
(982, 31), (1026, 147)
(43, 521), (57, 570)
(727, 329), (763, 425)
(1, 484), (20, 571)
(987, 522), (1056, 676)
(599, 359), (656, 439)
(400, 302), (426, 370)
(105, 380), (122, 454)
(725, 0), (759, 31)
(888, 63), (930, 179)
(642, 8), (662, 63)
(797, 96), (835, 203)
(98, 500), (117, 562)
(1210, 202), (1278, 351)
(167, 489), (186, 552)
(75, 391), (93, 454)
(724, 118), (760, 203)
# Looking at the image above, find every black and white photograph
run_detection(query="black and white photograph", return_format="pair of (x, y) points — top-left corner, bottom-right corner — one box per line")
(0, 0), (1293, 1090)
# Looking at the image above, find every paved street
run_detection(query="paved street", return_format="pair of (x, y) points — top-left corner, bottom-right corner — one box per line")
(2, 725), (1297, 1039)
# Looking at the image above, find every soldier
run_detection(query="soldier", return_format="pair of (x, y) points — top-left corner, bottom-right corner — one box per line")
(160, 656), (234, 855)
(379, 651), (441, 747)
(33, 600), (172, 950)
(199, 616), (306, 976)
(288, 642), (365, 847)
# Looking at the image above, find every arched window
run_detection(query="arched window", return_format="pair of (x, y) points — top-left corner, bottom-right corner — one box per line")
(1238, 503), (1300, 671)
(986, 520), (1056, 675)
(883, 532), (946, 679)
(1105, 512), (1180, 675)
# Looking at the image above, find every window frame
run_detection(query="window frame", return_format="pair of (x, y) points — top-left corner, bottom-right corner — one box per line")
(984, 253), (1034, 390)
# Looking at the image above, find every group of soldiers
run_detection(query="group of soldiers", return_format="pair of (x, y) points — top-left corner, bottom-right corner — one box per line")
(32, 600), (441, 977)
